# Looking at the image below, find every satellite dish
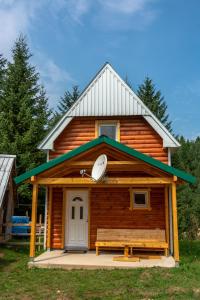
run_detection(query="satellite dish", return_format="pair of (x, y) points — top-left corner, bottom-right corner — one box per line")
(91, 154), (107, 182)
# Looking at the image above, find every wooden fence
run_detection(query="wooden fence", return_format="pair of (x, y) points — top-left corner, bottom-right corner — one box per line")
(0, 214), (44, 250)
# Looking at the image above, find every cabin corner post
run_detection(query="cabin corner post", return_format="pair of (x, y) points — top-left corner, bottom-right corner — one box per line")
(88, 188), (91, 250)
(30, 183), (38, 260)
(164, 186), (170, 256)
(47, 187), (53, 251)
(61, 188), (66, 249)
(171, 182), (179, 263)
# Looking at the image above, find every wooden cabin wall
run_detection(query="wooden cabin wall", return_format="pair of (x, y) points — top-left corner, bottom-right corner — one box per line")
(49, 116), (168, 164)
(90, 187), (165, 249)
(51, 188), (63, 249)
(49, 187), (165, 250)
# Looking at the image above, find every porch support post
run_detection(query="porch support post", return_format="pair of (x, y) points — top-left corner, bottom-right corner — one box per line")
(61, 188), (66, 249)
(30, 183), (38, 260)
(164, 186), (169, 256)
(47, 187), (53, 250)
(88, 188), (91, 250)
(171, 182), (179, 263)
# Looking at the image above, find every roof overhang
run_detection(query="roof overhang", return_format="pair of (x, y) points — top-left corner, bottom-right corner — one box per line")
(16, 136), (195, 185)
(0, 154), (16, 207)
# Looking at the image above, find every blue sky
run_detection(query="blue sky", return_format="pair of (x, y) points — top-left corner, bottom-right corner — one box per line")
(0, 0), (200, 139)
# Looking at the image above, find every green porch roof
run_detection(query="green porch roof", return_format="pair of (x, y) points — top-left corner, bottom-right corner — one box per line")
(14, 136), (196, 185)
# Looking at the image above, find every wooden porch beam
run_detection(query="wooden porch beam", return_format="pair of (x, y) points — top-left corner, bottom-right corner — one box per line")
(34, 177), (173, 185)
(67, 160), (142, 166)
(30, 183), (38, 259)
(171, 182), (179, 262)
(48, 161), (145, 178)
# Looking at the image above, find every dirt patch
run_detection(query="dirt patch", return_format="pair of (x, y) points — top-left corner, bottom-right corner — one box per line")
(193, 288), (200, 297)
(139, 270), (152, 281)
(167, 286), (188, 295)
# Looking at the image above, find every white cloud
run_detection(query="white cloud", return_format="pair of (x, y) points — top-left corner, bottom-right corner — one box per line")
(98, 0), (152, 15)
(54, 0), (158, 30)
(0, 0), (75, 108)
(33, 51), (75, 108)
(0, 2), (28, 57)
(0, 0), (158, 106)
(97, 0), (157, 30)
(0, 0), (43, 58)
(51, 0), (91, 24)
(40, 59), (73, 83)
(67, 0), (91, 23)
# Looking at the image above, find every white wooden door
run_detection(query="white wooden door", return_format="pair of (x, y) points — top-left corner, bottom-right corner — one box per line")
(65, 189), (88, 249)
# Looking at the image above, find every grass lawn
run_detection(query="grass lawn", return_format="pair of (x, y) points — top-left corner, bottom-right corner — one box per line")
(0, 241), (200, 300)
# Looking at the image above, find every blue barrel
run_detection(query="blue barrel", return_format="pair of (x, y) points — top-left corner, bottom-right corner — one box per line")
(11, 216), (30, 235)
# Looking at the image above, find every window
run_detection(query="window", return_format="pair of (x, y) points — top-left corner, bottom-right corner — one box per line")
(95, 120), (120, 141)
(129, 189), (151, 210)
(80, 206), (83, 219)
(71, 206), (75, 219)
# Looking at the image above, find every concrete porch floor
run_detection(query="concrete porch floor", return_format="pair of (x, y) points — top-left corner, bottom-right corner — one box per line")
(28, 250), (176, 269)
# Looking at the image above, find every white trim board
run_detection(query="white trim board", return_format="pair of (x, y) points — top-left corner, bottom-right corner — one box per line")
(38, 63), (180, 150)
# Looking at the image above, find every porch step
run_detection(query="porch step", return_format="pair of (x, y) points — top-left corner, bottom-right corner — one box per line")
(64, 246), (88, 253)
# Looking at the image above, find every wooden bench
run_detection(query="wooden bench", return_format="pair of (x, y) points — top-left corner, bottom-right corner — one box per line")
(95, 229), (168, 257)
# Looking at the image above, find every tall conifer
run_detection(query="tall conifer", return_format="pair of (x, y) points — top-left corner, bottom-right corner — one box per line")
(137, 77), (172, 131)
(58, 85), (80, 115)
(0, 54), (6, 100)
(0, 36), (52, 201)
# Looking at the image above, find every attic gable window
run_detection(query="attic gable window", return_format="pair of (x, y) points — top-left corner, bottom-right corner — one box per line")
(95, 120), (120, 141)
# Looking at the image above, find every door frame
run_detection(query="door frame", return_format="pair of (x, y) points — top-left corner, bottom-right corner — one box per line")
(64, 188), (89, 250)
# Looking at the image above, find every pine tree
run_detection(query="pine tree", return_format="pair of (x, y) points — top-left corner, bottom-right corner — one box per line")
(0, 54), (7, 99)
(137, 77), (172, 131)
(57, 85), (80, 115)
(0, 35), (52, 201)
(172, 137), (200, 238)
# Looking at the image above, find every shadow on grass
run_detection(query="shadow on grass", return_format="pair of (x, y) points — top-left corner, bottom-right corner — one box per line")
(0, 256), (17, 271)
(0, 244), (29, 271)
(180, 240), (200, 263)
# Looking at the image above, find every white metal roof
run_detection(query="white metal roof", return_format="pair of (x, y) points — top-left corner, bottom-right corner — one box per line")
(0, 155), (16, 207)
(39, 63), (180, 150)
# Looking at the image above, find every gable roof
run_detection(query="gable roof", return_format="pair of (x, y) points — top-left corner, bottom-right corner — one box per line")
(15, 136), (195, 185)
(0, 155), (16, 207)
(38, 63), (180, 150)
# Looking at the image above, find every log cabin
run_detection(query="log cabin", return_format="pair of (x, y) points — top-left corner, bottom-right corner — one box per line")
(14, 63), (195, 266)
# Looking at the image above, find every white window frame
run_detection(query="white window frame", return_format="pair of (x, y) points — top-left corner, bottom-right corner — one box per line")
(95, 120), (120, 141)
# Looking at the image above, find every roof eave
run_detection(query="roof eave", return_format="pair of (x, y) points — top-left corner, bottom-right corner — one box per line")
(15, 136), (195, 185)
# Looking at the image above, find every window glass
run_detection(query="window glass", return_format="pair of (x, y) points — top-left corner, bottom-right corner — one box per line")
(71, 206), (75, 219)
(133, 192), (148, 208)
(80, 206), (83, 219)
(99, 124), (116, 140)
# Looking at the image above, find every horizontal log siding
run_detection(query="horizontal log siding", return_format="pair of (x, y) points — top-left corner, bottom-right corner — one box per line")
(49, 117), (168, 164)
(90, 187), (165, 249)
(50, 118), (95, 159)
(51, 188), (63, 249)
(120, 117), (168, 163)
